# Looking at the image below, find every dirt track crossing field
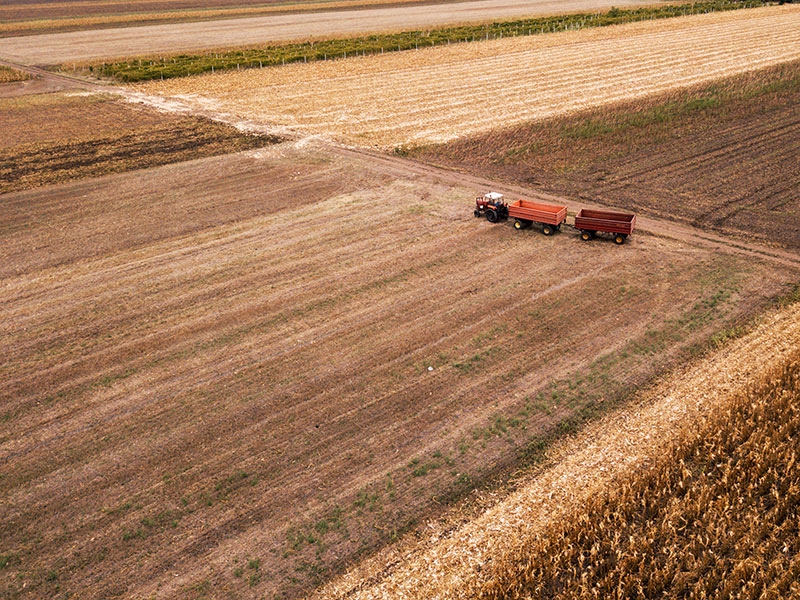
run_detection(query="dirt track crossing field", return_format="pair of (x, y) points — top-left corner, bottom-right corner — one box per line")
(133, 6), (800, 148)
(409, 59), (800, 251)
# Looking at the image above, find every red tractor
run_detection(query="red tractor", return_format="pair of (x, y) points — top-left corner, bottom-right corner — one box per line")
(474, 192), (509, 223)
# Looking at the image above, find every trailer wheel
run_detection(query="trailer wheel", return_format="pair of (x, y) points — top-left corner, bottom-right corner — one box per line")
(513, 219), (525, 230)
(580, 230), (593, 241)
(542, 224), (553, 236)
(614, 234), (626, 245)
(486, 209), (498, 223)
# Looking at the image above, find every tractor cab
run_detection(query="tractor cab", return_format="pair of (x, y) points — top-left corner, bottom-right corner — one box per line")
(474, 192), (509, 223)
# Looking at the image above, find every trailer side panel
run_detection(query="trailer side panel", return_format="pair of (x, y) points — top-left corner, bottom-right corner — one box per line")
(574, 209), (636, 235)
(508, 200), (568, 226)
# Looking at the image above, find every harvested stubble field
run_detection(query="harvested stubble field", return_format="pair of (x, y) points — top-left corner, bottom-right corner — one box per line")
(0, 66), (29, 83)
(3, 134), (798, 597)
(2, 5), (800, 600)
(134, 6), (800, 148)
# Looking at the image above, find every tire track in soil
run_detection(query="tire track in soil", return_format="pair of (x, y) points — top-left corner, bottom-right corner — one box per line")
(332, 145), (800, 269)
(8, 147), (771, 598)
(604, 114), (800, 186)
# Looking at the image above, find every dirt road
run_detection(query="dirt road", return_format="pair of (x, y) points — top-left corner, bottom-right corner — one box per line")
(0, 0), (655, 65)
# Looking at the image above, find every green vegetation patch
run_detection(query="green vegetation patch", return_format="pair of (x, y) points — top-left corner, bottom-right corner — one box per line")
(69, 1), (768, 82)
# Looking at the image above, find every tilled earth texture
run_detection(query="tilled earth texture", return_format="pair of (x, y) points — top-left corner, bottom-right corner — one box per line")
(2, 138), (798, 598)
(0, 92), (279, 193)
(2, 5), (800, 600)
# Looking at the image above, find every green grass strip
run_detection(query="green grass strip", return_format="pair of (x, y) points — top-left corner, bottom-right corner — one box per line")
(72, 0), (769, 82)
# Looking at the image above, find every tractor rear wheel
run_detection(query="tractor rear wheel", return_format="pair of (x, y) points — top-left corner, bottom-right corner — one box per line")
(486, 210), (498, 223)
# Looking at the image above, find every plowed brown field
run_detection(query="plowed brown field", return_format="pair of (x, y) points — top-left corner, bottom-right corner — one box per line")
(134, 6), (800, 148)
(2, 6), (800, 600)
(3, 135), (797, 597)
(0, 92), (279, 193)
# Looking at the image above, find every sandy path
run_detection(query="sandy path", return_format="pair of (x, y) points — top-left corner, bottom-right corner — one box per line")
(0, 0), (655, 65)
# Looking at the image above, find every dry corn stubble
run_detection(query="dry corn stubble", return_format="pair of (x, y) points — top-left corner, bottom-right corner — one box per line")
(135, 6), (800, 148)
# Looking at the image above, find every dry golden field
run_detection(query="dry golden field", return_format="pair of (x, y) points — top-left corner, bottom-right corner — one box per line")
(2, 5), (800, 600)
(135, 6), (800, 149)
(0, 65), (29, 83)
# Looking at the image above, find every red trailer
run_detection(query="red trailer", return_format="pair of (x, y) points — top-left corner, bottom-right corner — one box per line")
(508, 199), (568, 235)
(574, 209), (636, 244)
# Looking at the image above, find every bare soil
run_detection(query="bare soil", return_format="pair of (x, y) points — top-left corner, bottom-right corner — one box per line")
(0, 0), (448, 24)
(2, 130), (798, 598)
(0, 92), (280, 193)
